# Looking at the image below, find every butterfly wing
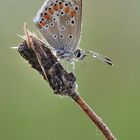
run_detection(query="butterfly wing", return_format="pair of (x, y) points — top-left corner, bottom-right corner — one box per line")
(34, 0), (82, 54)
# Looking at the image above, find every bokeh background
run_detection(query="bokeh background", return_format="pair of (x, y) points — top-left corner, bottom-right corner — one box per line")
(0, 0), (140, 139)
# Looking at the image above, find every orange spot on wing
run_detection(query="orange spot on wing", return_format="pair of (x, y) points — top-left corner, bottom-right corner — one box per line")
(59, 3), (63, 9)
(43, 13), (50, 20)
(69, 10), (76, 17)
(48, 9), (54, 14)
(64, 7), (70, 14)
(38, 23), (42, 29)
(53, 4), (59, 11)
(39, 21), (46, 27)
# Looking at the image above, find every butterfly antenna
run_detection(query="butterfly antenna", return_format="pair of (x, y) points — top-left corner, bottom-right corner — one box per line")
(88, 51), (113, 66)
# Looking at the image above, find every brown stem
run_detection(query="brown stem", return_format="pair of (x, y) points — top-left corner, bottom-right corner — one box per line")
(72, 95), (116, 140)
(18, 31), (116, 140)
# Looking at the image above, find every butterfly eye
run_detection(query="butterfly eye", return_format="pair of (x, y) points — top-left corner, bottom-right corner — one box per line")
(77, 51), (81, 58)
(75, 50), (86, 60)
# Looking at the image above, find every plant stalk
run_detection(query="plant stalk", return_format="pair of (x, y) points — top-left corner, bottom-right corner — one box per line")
(72, 94), (116, 140)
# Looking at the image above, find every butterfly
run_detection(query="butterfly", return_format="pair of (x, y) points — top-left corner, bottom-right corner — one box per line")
(33, 0), (113, 66)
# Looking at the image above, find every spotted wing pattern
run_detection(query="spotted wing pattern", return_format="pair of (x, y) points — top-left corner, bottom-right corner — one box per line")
(34, 0), (82, 54)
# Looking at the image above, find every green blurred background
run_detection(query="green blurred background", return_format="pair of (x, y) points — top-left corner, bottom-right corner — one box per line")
(0, 0), (140, 139)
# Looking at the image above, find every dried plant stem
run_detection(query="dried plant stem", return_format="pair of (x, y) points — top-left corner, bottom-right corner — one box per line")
(18, 30), (116, 140)
(72, 95), (116, 140)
